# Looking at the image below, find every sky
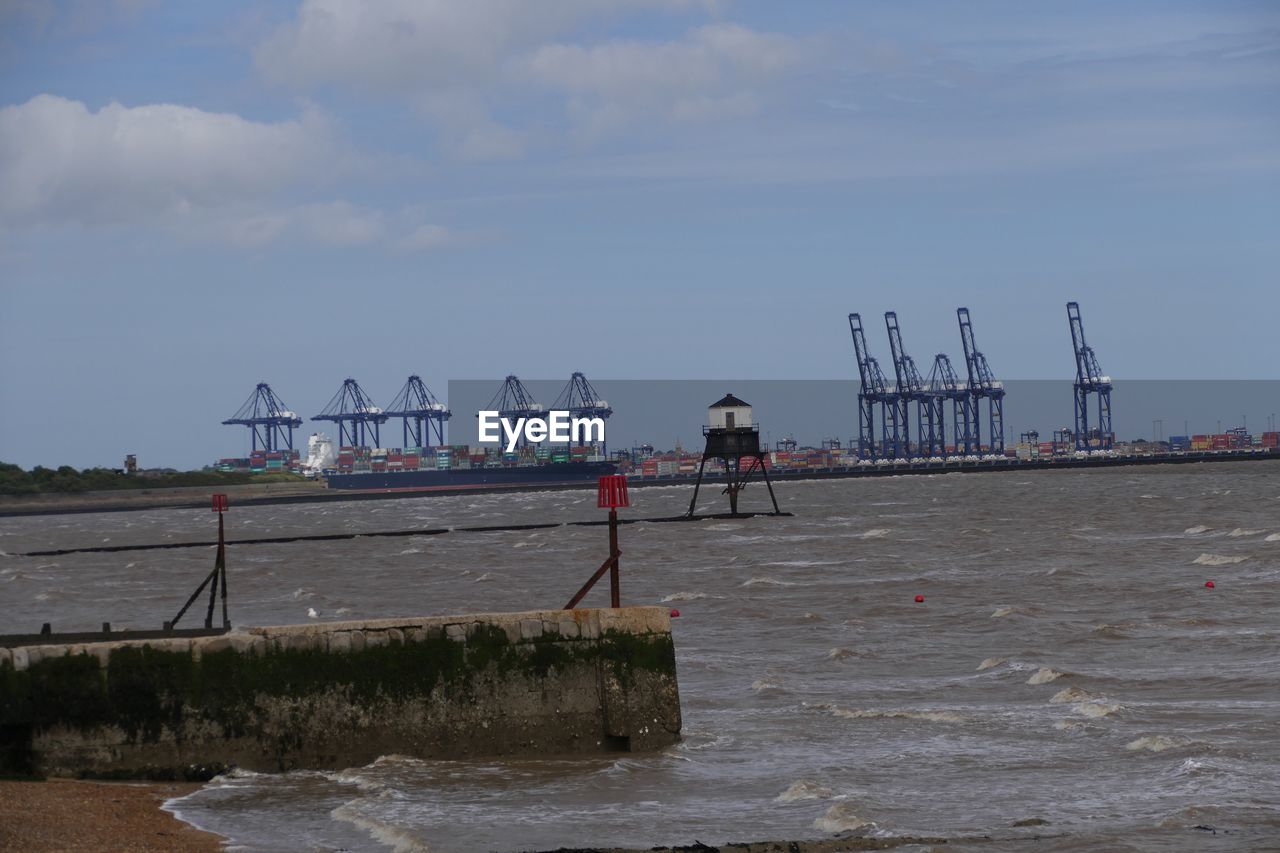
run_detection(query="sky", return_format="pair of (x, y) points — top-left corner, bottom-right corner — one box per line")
(1, 1), (1277, 468)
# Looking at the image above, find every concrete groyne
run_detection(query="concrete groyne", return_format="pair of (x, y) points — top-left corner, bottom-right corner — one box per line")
(0, 607), (681, 779)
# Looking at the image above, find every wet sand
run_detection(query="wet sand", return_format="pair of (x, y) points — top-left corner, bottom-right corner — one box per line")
(0, 779), (222, 851)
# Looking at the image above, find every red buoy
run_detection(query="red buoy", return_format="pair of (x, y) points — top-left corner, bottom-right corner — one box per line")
(1204, 580), (1215, 589)
(670, 608), (681, 617)
(914, 594), (925, 603)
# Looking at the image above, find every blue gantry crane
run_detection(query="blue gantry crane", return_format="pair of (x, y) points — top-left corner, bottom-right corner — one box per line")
(313, 378), (388, 448)
(222, 382), (303, 452)
(926, 353), (974, 455)
(957, 307), (1005, 454)
(384, 375), (451, 450)
(551, 372), (613, 453)
(848, 313), (902, 459)
(1067, 301), (1113, 451)
(885, 311), (943, 457)
(484, 376), (548, 450)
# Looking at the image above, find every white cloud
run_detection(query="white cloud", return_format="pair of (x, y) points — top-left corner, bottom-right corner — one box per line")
(524, 24), (800, 135)
(0, 94), (337, 226)
(255, 2), (803, 153)
(0, 95), (459, 249)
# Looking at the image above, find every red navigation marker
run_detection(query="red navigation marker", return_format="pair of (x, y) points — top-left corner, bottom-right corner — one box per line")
(1204, 580), (1215, 589)
(670, 608), (681, 618)
(212, 493), (228, 513)
(597, 475), (630, 509)
(915, 594), (925, 603)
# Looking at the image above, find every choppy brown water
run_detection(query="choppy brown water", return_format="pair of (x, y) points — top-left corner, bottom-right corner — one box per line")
(3, 462), (1279, 851)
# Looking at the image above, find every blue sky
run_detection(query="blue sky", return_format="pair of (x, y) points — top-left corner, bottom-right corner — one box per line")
(1, 1), (1277, 468)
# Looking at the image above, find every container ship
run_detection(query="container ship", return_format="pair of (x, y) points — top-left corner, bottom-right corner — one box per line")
(213, 435), (617, 490)
(213, 429), (1277, 494)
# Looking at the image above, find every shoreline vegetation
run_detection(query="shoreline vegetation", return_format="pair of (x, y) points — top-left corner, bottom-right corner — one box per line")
(0, 462), (306, 497)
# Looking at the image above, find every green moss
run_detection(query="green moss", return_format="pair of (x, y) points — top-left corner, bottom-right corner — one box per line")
(0, 623), (678, 776)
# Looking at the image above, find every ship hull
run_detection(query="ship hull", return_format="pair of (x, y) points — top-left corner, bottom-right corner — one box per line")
(324, 461), (617, 490)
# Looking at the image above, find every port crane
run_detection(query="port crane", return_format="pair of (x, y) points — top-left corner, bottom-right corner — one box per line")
(313, 378), (388, 448)
(848, 313), (902, 459)
(1067, 301), (1113, 451)
(384, 375), (451, 450)
(956, 307), (1005, 454)
(484, 376), (549, 450)
(926, 353), (974, 455)
(222, 383), (302, 452)
(551, 372), (613, 453)
(885, 311), (942, 457)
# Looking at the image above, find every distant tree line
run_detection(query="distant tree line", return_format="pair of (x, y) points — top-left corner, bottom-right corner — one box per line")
(0, 462), (302, 496)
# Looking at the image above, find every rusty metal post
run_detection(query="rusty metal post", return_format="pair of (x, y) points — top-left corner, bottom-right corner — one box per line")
(608, 508), (620, 608)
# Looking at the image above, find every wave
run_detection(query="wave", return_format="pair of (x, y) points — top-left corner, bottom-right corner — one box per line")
(1266, 533), (1280, 542)
(1092, 624), (1133, 640)
(330, 796), (430, 853)
(1227, 528), (1263, 538)
(813, 801), (876, 833)
(1184, 525), (1211, 534)
(1026, 667), (1069, 685)
(661, 591), (712, 602)
(976, 656), (1007, 671)
(990, 607), (1016, 618)
(473, 572), (494, 582)
(1073, 700), (1124, 718)
(776, 779), (833, 802)
(1126, 735), (1190, 753)
(741, 576), (796, 587)
(1050, 686), (1100, 704)
(1053, 719), (1088, 731)
(830, 706), (966, 724)
(751, 679), (783, 693)
(826, 647), (859, 661)
(1193, 553), (1247, 566)
(856, 528), (890, 539)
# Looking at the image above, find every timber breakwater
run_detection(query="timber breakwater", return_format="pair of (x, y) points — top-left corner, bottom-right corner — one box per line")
(0, 606), (681, 779)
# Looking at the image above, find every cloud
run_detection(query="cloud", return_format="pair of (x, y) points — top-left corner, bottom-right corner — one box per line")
(524, 24), (801, 136)
(255, 2), (805, 153)
(0, 94), (461, 249)
(0, 94), (338, 226)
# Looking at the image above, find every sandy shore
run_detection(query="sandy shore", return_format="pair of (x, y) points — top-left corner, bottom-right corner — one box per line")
(0, 779), (223, 851)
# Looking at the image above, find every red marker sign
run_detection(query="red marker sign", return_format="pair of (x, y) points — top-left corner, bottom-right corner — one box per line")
(212, 494), (228, 513)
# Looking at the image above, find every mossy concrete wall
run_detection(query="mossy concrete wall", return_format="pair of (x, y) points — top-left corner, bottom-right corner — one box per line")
(0, 607), (680, 779)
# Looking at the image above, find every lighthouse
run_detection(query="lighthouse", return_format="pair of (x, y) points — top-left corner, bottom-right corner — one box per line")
(687, 393), (780, 516)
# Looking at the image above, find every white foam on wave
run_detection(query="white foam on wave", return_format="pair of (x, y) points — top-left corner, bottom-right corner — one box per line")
(1227, 528), (1263, 538)
(857, 528), (890, 539)
(826, 647), (859, 661)
(1126, 735), (1190, 753)
(1073, 700), (1124, 718)
(1184, 525), (1211, 534)
(741, 576), (796, 587)
(330, 795), (431, 853)
(1193, 553), (1247, 566)
(473, 572), (494, 582)
(751, 679), (783, 693)
(976, 656), (1007, 671)
(1050, 686), (1100, 704)
(1026, 667), (1068, 685)
(776, 779), (833, 802)
(1054, 719), (1087, 731)
(813, 801), (877, 833)
(990, 607), (1016, 618)
(831, 706), (967, 724)
(1266, 533), (1280, 542)
(661, 591), (710, 602)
